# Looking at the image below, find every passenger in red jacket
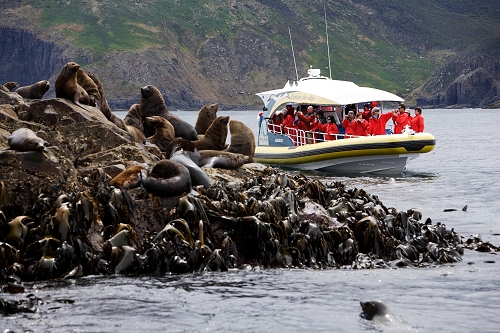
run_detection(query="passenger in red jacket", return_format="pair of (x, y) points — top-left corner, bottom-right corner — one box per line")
(368, 107), (393, 135)
(282, 106), (299, 145)
(320, 115), (339, 140)
(410, 107), (425, 133)
(351, 112), (369, 136)
(391, 104), (410, 134)
(342, 110), (356, 137)
(361, 103), (372, 120)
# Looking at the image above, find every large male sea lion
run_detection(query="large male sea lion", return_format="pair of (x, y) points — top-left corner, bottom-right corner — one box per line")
(141, 160), (192, 197)
(194, 103), (218, 135)
(192, 115), (229, 151)
(139, 85), (198, 140)
(225, 120), (256, 162)
(145, 116), (175, 152)
(55, 62), (92, 111)
(8, 128), (49, 152)
(15, 80), (50, 99)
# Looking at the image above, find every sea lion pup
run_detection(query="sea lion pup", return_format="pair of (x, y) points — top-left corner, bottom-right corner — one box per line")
(145, 116), (175, 151)
(8, 128), (50, 152)
(198, 150), (250, 169)
(165, 138), (213, 188)
(194, 103), (219, 135)
(141, 160), (192, 197)
(109, 165), (145, 190)
(139, 85), (198, 140)
(76, 69), (100, 107)
(3, 82), (18, 91)
(191, 115), (229, 151)
(225, 120), (256, 162)
(15, 80), (50, 99)
(55, 62), (92, 111)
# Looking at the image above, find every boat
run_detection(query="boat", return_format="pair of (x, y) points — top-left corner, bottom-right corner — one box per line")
(254, 68), (436, 175)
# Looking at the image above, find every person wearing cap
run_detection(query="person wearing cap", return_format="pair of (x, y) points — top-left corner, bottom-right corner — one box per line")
(320, 115), (339, 141)
(410, 107), (425, 133)
(367, 107), (393, 135)
(391, 103), (410, 134)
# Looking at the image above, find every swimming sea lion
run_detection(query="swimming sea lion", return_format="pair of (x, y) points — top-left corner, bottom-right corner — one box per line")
(8, 128), (49, 152)
(199, 150), (250, 169)
(76, 69), (100, 107)
(15, 80), (50, 99)
(109, 165), (145, 190)
(360, 300), (411, 330)
(3, 82), (18, 91)
(225, 120), (256, 162)
(55, 62), (92, 111)
(194, 103), (219, 135)
(145, 116), (175, 152)
(192, 115), (229, 151)
(141, 160), (192, 197)
(139, 85), (198, 140)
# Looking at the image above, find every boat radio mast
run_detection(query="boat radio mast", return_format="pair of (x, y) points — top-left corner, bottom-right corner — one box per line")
(324, 2), (332, 79)
(288, 27), (299, 81)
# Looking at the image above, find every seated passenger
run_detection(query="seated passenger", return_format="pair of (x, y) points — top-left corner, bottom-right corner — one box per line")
(367, 107), (393, 135)
(320, 115), (339, 140)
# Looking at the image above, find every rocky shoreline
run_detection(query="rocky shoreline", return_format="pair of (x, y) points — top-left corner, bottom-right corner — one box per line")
(1, 84), (499, 315)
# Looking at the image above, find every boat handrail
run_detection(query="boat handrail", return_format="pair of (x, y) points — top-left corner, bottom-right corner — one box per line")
(267, 123), (364, 146)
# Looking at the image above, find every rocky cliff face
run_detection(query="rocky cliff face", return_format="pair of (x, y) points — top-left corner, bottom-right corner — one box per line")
(415, 42), (500, 109)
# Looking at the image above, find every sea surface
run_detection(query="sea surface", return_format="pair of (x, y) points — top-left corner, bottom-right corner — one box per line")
(2, 109), (500, 332)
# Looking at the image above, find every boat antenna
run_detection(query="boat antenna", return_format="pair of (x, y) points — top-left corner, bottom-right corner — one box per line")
(324, 2), (332, 79)
(288, 26), (299, 81)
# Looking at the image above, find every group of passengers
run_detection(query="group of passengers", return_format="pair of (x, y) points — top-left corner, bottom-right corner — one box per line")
(269, 102), (424, 144)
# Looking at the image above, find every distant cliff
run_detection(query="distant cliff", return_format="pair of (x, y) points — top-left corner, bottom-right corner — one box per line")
(413, 37), (500, 109)
(1, 1), (500, 109)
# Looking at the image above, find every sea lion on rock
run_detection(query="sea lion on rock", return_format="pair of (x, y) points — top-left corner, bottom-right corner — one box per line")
(199, 150), (250, 169)
(146, 116), (175, 152)
(8, 128), (49, 152)
(139, 85), (198, 140)
(15, 80), (50, 99)
(109, 165), (145, 190)
(166, 138), (213, 188)
(225, 120), (256, 162)
(76, 69), (100, 107)
(195, 103), (219, 135)
(123, 104), (146, 144)
(141, 160), (192, 197)
(55, 62), (92, 111)
(192, 115), (229, 151)
(3, 82), (18, 91)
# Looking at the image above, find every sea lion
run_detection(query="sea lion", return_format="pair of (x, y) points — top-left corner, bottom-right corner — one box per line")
(225, 120), (256, 162)
(199, 150), (250, 169)
(55, 62), (92, 111)
(166, 139), (213, 188)
(76, 69), (100, 107)
(15, 80), (50, 99)
(3, 82), (18, 91)
(141, 160), (192, 197)
(192, 115), (229, 151)
(8, 128), (49, 152)
(122, 104), (146, 144)
(194, 103), (219, 135)
(109, 165), (145, 190)
(145, 116), (175, 152)
(360, 301), (411, 330)
(139, 85), (198, 140)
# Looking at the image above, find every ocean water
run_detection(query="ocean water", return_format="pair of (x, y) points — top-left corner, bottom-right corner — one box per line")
(2, 109), (500, 332)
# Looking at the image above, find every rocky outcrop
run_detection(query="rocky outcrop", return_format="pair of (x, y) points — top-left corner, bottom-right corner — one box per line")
(415, 39), (500, 108)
